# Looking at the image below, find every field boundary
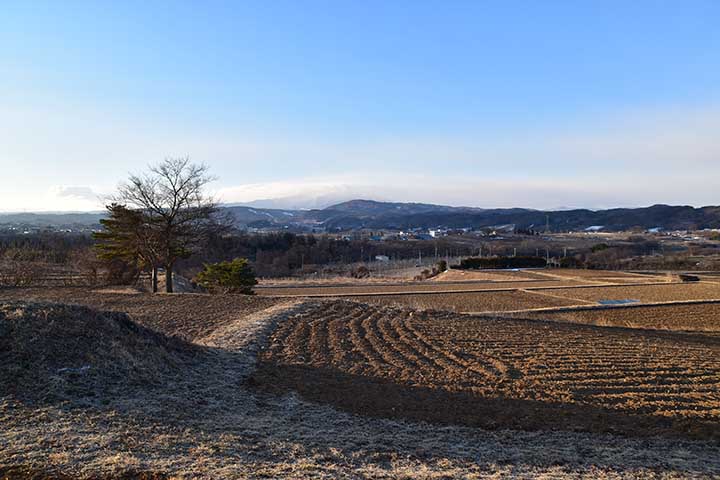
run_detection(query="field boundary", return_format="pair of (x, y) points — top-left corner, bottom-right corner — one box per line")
(468, 298), (720, 316)
(256, 278), (557, 289)
(519, 288), (597, 305)
(263, 280), (685, 298)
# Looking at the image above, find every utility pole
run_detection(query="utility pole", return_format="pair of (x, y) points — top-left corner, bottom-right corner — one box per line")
(513, 247), (517, 257)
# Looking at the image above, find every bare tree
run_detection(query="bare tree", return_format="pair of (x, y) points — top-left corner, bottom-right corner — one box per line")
(115, 157), (220, 293)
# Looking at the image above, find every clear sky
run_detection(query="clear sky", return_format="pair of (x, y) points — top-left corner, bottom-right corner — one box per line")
(1, 0), (719, 211)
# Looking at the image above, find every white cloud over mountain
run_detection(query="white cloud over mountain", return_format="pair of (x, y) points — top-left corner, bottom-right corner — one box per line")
(2, 102), (719, 212)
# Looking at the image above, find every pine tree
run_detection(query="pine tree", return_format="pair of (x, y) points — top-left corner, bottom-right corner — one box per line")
(93, 204), (163, 292)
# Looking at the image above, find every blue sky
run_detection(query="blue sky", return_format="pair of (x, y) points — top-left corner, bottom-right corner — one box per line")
(1, 0), (719, 211)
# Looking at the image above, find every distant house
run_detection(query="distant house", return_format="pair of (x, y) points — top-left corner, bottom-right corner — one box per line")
(585, 225), (604, 232)
(375, 255), (390, 262)
(413, 233), (434, 240)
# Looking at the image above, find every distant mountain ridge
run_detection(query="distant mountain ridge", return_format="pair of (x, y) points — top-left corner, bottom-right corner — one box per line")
(2, 200), (720, 232)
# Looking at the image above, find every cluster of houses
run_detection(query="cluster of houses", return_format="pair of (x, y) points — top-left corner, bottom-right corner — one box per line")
(340, 226), (518, 243)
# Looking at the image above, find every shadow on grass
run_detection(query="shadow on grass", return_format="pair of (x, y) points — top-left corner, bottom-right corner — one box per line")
(0, 465), (166, 480)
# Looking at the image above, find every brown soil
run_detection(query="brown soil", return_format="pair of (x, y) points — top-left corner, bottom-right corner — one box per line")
(545, 283), (720, 303)
(0, 288), (283, 341)
(525, 302), (720, 332)
(3, 288), (720, 478)
(345, 289), (583, 312)
(254, 279), (584, 296)
(432, 269), (550, 281)
(253, 300), (720, 440)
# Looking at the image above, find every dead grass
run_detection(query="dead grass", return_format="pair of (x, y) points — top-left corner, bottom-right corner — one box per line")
(545, 283), (720, 304)
(345, 290), (582, 312)
(524, 302), (720, 332)
(0, 301), (201, 405)
(0, 288), (283, 341)
(2, 289), (719, 478)
(255, 280), (586, 297)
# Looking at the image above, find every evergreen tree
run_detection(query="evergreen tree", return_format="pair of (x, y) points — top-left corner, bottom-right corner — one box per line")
(93, 203), (163, 291)
(195, 258), (257, 294)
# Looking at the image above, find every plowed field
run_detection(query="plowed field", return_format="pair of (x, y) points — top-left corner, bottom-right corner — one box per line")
(345, 289), (584, 311)
(525, 302), (720, 332)
(254, 300), (720, 439)
(255, 280), (581, 296)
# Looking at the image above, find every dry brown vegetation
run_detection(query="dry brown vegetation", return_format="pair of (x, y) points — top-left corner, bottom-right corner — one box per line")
(345, 290), (583, 312)
(255, 279), (584, 296)
(0, 287), (282, 340)
(545, 283), (720, 304)
(523, 302), (720, 332)
(2, 283), (720, 478)
(432, 269), (550, 281)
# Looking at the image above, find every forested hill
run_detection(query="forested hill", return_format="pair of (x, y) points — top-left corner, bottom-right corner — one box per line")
(3, 201), (720, 232)
(225, 201), (720, 232)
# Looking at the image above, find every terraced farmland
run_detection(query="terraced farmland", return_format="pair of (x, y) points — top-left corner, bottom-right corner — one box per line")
(524, 301), (720, 332)
(345, 289), (583, 312)
(254, 300), (720, 439)
(254, 279), (582, 296)
(544, 282), (720, 304)
(432, 269), (551, 282)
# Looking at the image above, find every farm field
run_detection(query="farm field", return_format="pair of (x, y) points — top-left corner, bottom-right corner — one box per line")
(254, 300), (720, 439)
(2, 288), (720, 478)
(345, 289), (584, 312)
(534, 269), (662, 280)
(522, 301), (720, 332)
(0, 287), (284, 340)
(432, 269), (551, 281)
(255, 279), (585, 296)
(254, 270), (717, 315)
(542, 282), (720, 304)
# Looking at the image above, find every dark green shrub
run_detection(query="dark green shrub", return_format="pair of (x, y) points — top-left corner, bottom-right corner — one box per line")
(195, 258), (257, 294)
(591, 243), (610, 253)
(351, 265), (370, 278)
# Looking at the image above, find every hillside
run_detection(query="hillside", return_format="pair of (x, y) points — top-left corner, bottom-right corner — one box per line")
(3, 201), (720, 232)
(230, 201), (720, 232)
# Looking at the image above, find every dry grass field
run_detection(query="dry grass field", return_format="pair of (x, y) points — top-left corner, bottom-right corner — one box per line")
(255, 279), (582, 296)
(432, 269), (551, 281)
(543, 283), (720, 304)
(523, 302), (720, 332)
(345, 290), (584, 312)
(0, 287), (284, 340)
(534, 269), (663, 280)
(2, 279), (720, 478)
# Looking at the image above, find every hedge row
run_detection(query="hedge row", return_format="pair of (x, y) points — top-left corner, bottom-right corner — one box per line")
(452, 256), (547, 270)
